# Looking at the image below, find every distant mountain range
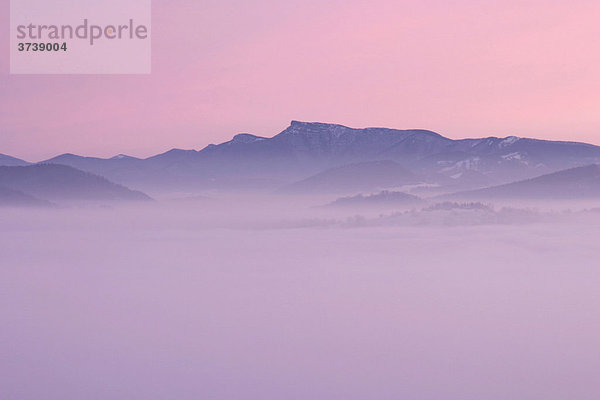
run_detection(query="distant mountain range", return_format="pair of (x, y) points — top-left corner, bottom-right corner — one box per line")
(3, 121), (600, 197)
(0, 164), (151, 206)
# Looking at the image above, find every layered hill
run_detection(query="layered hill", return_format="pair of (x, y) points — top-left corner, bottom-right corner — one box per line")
(0, 164), (152, 203)
(442, 164), (600, 200)
(282, 160), (422, 194)
(0, 185), (52, 207)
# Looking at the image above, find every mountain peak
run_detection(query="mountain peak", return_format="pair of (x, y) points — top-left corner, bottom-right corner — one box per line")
(53, 153), (79, 159)
(231, 133), (266, 144)
(289, 120), (346, 128)
(284, 121), (445, 139)
(110, 154), (138, 160)
(500, 136), (521, 146)
(280, 121), (355, 139)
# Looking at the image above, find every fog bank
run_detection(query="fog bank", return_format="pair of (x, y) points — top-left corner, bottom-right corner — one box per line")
(1, 199), (600, 399)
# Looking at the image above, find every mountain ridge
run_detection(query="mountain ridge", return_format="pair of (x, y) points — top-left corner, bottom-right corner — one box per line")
(4, 121), (600, 193)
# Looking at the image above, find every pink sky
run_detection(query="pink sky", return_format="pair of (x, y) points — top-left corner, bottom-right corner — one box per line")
(1, 0), (599, 161)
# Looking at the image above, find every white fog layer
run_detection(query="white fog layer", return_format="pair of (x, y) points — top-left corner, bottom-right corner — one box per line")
(2, 198), (600, 399)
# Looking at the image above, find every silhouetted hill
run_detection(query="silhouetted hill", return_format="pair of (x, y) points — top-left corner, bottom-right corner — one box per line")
(283, 160), (421, 194)
(0, 164), (152, 202)
(0, 185), (52, 207)
(442, 164), (600, 200)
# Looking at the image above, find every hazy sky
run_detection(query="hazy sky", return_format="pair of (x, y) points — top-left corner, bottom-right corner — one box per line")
(1, 0), (599, 161)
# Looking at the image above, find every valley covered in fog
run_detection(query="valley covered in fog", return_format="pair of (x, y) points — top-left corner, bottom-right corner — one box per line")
(2, 193), (600, 400)
(2, 121), (600, 399)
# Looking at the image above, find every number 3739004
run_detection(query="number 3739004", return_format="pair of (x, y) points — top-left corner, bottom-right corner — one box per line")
(17, 42), (67, 52)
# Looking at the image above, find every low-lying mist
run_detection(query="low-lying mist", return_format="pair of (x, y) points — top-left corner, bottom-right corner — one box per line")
(2, 195), (600, 399)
